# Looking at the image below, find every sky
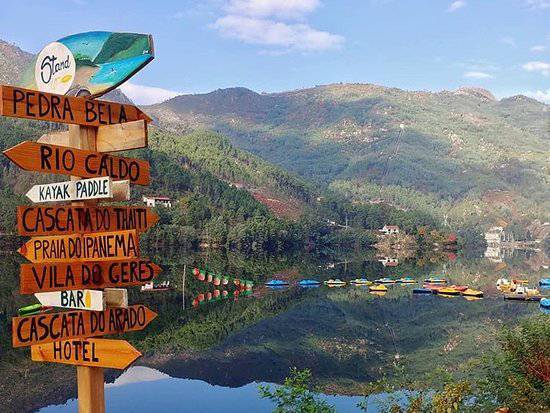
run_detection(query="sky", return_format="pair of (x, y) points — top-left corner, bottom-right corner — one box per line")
(0, 0), (549, 104)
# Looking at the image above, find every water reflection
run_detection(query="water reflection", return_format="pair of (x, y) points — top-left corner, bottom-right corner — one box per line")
(1, 248), (547, 412)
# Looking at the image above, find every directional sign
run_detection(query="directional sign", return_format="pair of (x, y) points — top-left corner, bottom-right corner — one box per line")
(4, 141), (150, 185)
(17, 205), (159, 236)
(0, 85), (151, 126)
(31, 338), (141, 370)
(35, 289), (105, 311)
(18, 230), (139, 263)
(38, 120), (148, 153)
(20, 259), (162, 294)
(26, 177), (130, 203)
(12, 304), (157, 347)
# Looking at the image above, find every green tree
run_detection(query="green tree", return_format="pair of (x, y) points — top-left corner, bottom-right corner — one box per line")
(259, 368), (335, 413)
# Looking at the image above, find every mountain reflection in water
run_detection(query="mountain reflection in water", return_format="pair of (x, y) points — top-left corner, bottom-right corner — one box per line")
(1, 248), (546, 412)
(38, 366), (382, 413)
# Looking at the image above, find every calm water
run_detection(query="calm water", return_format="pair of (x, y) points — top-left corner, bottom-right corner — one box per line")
(1, 247), (547, 412)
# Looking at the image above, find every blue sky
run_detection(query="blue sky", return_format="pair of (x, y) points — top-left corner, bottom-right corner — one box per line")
(1, 0), (549, 104)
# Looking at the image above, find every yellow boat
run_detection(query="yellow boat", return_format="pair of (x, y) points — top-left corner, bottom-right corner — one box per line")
(435, 287), (461, 296)
(369, 284), (388, 292)
(461, 288), (484, 298)
(370, 291), (387, 297)
(398, 277), (416, 284)
(324, 279), (346, 287)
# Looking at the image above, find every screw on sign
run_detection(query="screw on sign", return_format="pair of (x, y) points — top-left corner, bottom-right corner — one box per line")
(2, 31), (157, 413)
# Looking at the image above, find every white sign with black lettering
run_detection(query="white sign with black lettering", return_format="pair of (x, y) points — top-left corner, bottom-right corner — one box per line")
(25, 177), (130, 203)
(35, 289), (105, 311)
(34, 42), (76, 95)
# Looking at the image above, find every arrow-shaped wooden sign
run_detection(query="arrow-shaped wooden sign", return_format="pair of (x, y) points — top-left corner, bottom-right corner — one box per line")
(17, 205), (159, 236)
(31, 338), (141, 370)
(35, 289), (105, 311)
(20, 259), (162, 294)
(34, 288), (128, 311)
(18, 230), (139, 263)
(4, 141), (150, 185)
(38, 120), (148, 153)
(13, 304), (157, 347)
(0, 85), (151, 127)
(26, 177), (130, 203)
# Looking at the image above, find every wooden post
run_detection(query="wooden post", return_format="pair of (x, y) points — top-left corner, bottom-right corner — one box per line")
(77, 366), (105, 413)
(70, 123), (106, 413)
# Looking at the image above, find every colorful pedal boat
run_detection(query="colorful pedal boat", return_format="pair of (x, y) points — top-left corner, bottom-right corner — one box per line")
(265, 280), (289, 287)
(398, 277), (416, 284)
(375, 278), (396, 284)
(435, 287), (461, 296)
(449, 285), (468, 292)
(369, 284), (388, 292)
(299, 279), (320, 287)
(461, 288), (484, 298)
(424, 278), (446, 284)
(324, 279), (346, 287)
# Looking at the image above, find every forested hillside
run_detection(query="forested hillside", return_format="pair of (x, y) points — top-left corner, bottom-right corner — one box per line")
(148, 84), (549, 230)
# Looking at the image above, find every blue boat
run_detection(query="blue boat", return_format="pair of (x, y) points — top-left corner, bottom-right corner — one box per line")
(540, 298), (550, 308)
(265, 280), (289, 287)
(413, 288), (433, 294)
(299, 279), (320, 287)
(539, 278), (550, 287)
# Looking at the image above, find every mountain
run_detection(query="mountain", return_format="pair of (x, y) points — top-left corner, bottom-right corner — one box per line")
(0, 39), (33, 85)
(147, 84), (549, 229)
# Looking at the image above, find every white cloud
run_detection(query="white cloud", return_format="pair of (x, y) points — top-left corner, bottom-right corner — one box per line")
(464, 71), (494, 79)
(447, 1), (466, 12)
(525, 0), (550, 9)
(522, 88), (550, 103)
(212, 15), (343, 51)
(530, 45), (546, 52)
(226, 0), (320, 19)
(120, 82), (182, 105)
(522, 61), (550, 76)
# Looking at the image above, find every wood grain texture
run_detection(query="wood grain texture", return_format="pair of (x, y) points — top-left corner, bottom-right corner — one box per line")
(38, 120), (148, 153)
(17, 205), (159, 236)
(32, 338), (141, 369)
(77, 366), (105, 413)
(0, 84), (151, 126)
(12, 304), (157, 347)
(4, 141), (150, 185)
(18, 229), (139, 263)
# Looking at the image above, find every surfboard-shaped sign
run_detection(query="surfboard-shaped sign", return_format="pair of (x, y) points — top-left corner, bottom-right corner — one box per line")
(21, 31), (154, 98)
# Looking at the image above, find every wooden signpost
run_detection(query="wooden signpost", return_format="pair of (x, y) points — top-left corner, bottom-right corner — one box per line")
(12, 304), (157, 347)
(17, 205), (159, 236)
(31, 338), (142, 369)
(20, 259), (162, 294)
(26, 177), (130, 203)
(34, 288), (128, 311)
(4, 141), (150, 185)
(3, 31), (159, 413)
(18, 229), (140, 263)
(38, 120), (148, 153)
(0, 85), (152, 126)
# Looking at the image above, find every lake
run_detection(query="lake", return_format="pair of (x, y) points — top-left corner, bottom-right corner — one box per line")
(1, 247), (546, 412)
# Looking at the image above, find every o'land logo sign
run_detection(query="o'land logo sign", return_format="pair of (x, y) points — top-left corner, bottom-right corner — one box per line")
(35, 42), (76, 95)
